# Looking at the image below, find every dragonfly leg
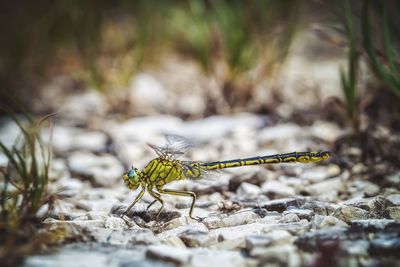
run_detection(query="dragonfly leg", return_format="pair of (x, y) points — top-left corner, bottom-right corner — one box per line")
(156, 187), (197, 219)
(146, 200), (157, 211)
(123, 188), (145, 216)
(147, 185), (164, 219)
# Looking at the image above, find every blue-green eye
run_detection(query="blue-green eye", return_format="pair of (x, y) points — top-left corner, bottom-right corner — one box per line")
(128, 169), (136, 179)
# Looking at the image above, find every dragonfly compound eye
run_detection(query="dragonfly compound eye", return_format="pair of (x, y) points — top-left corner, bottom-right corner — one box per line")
(128, 169), (137, 179)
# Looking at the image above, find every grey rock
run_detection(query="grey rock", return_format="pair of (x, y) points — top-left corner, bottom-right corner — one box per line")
(279, 213), (301, 223)
(263, 219), (311, 235)
(129, 73), (168, 113)
(386, 206), (400, 220)
(156, 221), (209, 245)
(183, 113), (267, 143)
(262, 198), (305, 212)
(320, 215), (348, 228)
(146, 245), (191, 265)
(348, 180), (380, 197)
(203, 210), (260, 229)
(299, 165), (340, 182)
(333, 205), (373, 223)
(49, 126), (108, 154)
(59, 90), (109, 124)
(302, 177), (342, 196)
(350, 219), (398, 231)
(386, 172), (400, 185)
(189, 249), (248, 267)
(210, 223), (266, 242)
(261, 180), (295, 198)
(386, 194), (400, 206)
(209, 237), (245, 250)
(67, 151), (124, 186)
(228, 171), (266, 192)
(249, 244), (300, 266)
(300, 200), (335, 215)
(161, 235), (187, 248)
(341, 240), (370, 256)
(283, 208), (314, 220)
(295, 226), (349, 252)
(369, 237), (400, 255)
(343, 196), (385, 214)
(104, 216), (129, 230)
(179, 229), (216, 247)
(246, 230), (292, 251)
(236, 182), (261, 196)
(90, 228), (158, 246)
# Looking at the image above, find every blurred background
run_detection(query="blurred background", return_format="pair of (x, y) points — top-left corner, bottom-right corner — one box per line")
(1, 0), (400, 167)
(1, 1), (400, 266)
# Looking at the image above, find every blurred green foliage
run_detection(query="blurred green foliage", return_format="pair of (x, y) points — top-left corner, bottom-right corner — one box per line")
(0, 0), (300, 107)
(361, 0), (400, 97)
(339, 0), (400, 130)
(0, 112), (53, 266)
(340, 0), (359, 131)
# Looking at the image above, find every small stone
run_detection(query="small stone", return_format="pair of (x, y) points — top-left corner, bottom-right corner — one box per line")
(203, 210), (260, 229)
(236, 182), (261, 196)
(387, 206), (400, 220)
(300, 166), (340, 182)
(146, 245), (191, 265)
(179, 229), (216, 247)
(261, 180), (295, 198)
(295, 227), (349, 252)
(279, 213), (301, 223)
(333, 205), (372, 224)
(161, 235), (187, 248)
(262, 198), (305, 213)
(228, 171), (265, 192)
(250, 244), (299, 265)
(302, 177), (342, 196)
(67, 151), (124, 186)
(263, 220), (311, 235)
(386, 172), (400, 185)
(104, 216), (128, 230)
(320, 216), (348, 228)
(300, 201), (334, 215)
(348, 180), (380, 197)
(283, 208), (314, 220)
(210, 237), (245, 250)
(190, 249), (248, 267)
(157, 216), (199, 232)
(385, 194), (400, 206)
(87, 211), (109, 221)
(210, 223), (266, 242)
(246, 230), (292, 251)
(351, 219), (398, 231)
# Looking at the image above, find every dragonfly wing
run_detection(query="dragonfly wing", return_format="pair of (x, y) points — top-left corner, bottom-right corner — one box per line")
(147, 135), (194, 159)
(165, 135), (194, 155)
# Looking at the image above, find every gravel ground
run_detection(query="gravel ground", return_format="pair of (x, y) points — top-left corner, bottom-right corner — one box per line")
(1, 89), (398, 267)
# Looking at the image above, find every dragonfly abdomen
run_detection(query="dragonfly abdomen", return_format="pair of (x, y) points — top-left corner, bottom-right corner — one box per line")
(201, 151), (330, 170)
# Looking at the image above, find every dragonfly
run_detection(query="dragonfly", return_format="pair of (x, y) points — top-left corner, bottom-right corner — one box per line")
(122, 135), (330, 220)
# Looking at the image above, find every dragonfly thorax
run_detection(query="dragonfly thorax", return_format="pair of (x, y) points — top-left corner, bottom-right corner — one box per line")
(122, 167), (141, 190)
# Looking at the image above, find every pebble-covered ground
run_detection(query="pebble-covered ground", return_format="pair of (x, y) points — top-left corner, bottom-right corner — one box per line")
(1, 84), (398, 267)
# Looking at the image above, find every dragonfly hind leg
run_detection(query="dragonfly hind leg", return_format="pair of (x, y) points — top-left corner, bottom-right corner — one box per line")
(156, 187), (197, 219)
(147, 185), (165, 219)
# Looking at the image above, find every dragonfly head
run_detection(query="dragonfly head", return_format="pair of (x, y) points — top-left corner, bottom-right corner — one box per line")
(122, 166), (141, 190)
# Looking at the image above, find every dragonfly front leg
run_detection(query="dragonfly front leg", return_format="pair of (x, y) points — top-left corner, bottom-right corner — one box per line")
(123, 187), (145, 216)
(156, 187), (197, 219)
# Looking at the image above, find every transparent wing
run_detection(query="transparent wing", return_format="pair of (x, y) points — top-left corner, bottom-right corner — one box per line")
(147, 135), (194, 160)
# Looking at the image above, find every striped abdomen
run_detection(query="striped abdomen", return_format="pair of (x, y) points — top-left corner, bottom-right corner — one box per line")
(201, 151), (330, 170)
